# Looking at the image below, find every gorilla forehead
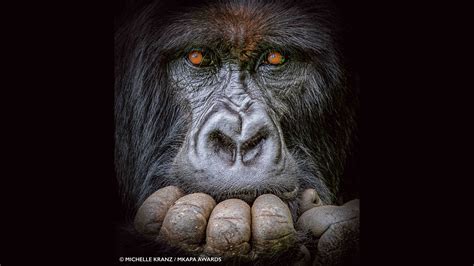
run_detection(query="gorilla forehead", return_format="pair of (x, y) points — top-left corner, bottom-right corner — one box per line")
(158, 0), (333, 58)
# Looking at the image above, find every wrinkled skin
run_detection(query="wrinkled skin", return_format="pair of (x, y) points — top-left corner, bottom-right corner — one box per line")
(134, 186), (359, 265)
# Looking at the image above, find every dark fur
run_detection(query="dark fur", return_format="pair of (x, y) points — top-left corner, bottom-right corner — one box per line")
(115, 0), (357, 262)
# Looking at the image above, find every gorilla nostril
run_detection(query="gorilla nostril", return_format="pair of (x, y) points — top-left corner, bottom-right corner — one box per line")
(241, 130), (268, 165)
(208, 131), (236, 163)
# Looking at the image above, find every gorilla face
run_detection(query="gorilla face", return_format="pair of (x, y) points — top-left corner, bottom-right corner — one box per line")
(115, 0), (356, 214)
(165, 2), (350, 205)
(169, 46), (303, 203)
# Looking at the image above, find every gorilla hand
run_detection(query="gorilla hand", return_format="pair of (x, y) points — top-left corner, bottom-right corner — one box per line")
(133, 186), (304, 262)
(297, 189), (360, 266)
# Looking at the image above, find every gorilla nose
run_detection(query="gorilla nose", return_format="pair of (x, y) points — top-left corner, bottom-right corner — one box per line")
(194, 105), (282, 168)
(207, 127), (268, 165)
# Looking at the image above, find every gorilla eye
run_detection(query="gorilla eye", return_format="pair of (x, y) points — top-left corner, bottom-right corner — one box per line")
(187, 49), (213, 67)
(265, 51), (286, 65)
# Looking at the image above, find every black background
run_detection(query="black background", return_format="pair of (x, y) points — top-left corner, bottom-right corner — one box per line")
(0, 1), (472, 266)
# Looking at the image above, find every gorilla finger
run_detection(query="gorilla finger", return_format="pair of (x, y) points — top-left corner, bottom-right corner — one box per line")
(299, 188), (323, 214)
(296, 201), (359, 238)
(313, 217), (360, 266)
(251, 194), (296, 257)
(343, 199), (360, 211)
(134, 186), (184, 238)
(159, 193), (216, 253)
(204, 199), (251, 257)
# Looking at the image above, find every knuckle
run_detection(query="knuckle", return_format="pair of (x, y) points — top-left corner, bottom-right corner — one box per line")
(134, 186), (184, 237)
(159, 193), (216, 252)
(204, 199), (251, 256)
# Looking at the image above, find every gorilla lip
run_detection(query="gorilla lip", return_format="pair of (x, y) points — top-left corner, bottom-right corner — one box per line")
(213, 185), (299, 204)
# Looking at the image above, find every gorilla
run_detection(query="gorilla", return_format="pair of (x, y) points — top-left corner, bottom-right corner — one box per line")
(114, 0), (359, 265)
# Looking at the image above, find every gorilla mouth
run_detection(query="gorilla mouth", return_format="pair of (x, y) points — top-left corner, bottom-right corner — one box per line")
(219, 186), (300, 204)
(173, 168), (301, 205)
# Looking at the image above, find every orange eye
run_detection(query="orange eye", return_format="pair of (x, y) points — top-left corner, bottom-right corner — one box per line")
(266, 51), (285, 65)
(188, 50), (204, 65)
